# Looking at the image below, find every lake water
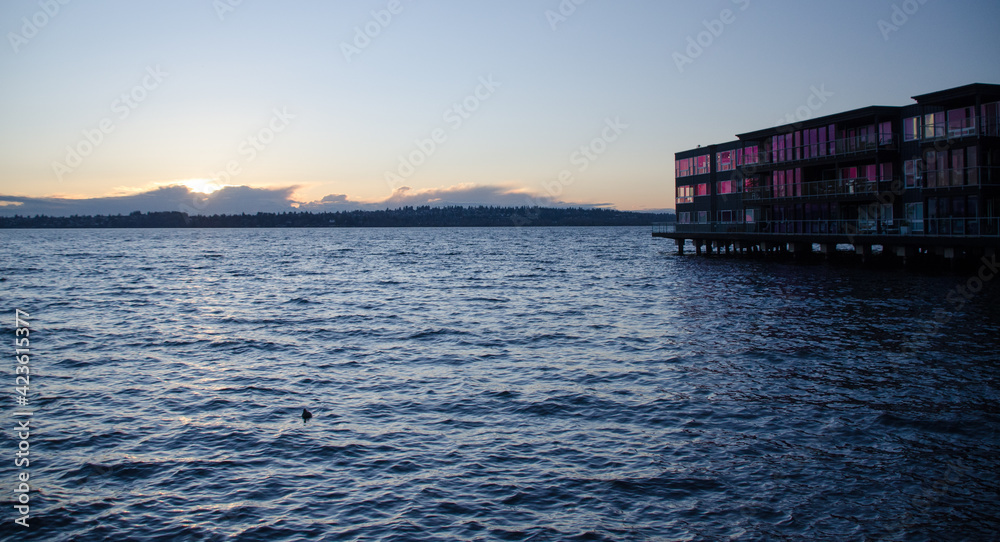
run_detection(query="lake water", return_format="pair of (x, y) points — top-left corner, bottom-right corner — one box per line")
(2, 226), (999, 541)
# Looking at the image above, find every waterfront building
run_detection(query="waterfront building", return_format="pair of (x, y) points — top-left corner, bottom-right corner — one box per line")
(656, 83), (1000, 262)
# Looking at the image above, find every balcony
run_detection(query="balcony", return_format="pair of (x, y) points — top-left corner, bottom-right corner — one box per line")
(904, 115), (1000, 143)
(665, 218), (1000, 238)
(744, 177), (882, 202)
(747, 132), (896, 170)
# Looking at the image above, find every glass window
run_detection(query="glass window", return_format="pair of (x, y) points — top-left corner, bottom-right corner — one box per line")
(879, 121), (893, 144)
(678, 212), (691, 224)
(697, 211), (708, 224)
(676, 158), (692, 178)
(968, 146), (978, 185)
(694, 155), (710, 175)
(882, 203), (893, 226)
(740, 146), (759, 165)
(924, 112), (944, 139)
(983, 102), (1000, 137)
(717, 150), (735, 171)
(951, 149), (965, 186)
(745, 208), (757, 223)
(880, 163), (893, 181)
(866, 164), (878, 182)
(906, 202), (924, 232)
(676, 155), (709, 178)
(717, 180), (733, 194)
(924, 150), (937, 188)
(948, 107), (975, 136)
(904, 117), (920, 141)
(676, 185), (694, 205)
(675, 159), (685, 178)
(904, 160), (918, 188)
(695, 183), (709, 196)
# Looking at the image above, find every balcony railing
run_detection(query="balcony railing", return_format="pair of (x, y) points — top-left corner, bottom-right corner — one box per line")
(744, 177), (881, 201)
(652, 222), (676, 235)
(903, 115), (1000, 143)
(911, 166), (1000, 189)
(747, 132), (896, 169)
(665, 218), (1000, 238)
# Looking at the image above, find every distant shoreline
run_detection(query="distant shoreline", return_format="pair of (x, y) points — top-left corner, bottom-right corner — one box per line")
(0, 206), (676, 229)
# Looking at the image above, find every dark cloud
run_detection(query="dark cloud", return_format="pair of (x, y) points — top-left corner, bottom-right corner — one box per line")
(1, 184), (609, 217)
(0, 185), (296, 217)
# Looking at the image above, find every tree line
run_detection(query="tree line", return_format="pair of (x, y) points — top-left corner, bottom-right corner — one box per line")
(0, 206), (676, 229)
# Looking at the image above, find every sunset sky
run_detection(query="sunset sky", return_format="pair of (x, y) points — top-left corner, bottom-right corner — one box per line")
(2, 0), (999, 215)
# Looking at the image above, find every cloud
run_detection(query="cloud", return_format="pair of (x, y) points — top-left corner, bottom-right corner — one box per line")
(1, 183), (609, 217)
(0, 185), (297, 217)
(301, 184), (608, 212)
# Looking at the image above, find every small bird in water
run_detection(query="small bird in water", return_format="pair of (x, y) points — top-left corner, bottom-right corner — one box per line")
(302, 408), (313, 423)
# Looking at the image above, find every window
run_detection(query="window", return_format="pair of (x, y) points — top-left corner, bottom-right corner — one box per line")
(676, 185), (694, 205)
(717, 150), (735, 171)
(676, 158), (692, 178)
(678, 212), (691, 224)
(718, 210), (735, 223)
(905, 202), (923, 232)
(968, 146), (978, 185)
(881, 163), (892, 181)
(904, 159), (919, 188)
(882, 203), (893, 226)
(983, 102), (1000, 137)
(695, 183), (709, 196)
(924, 150), (938, 188)
(745, 208), (757, 223)
(717, 180), (735, 194)
(694, 155), (710, 175)
(924, 111), (945, 139)
(771, 134), (784, 163)
(677, 154), (710, 177)
(948, 107), (975, 136)
(951, 149), (965, 186)
(903, 117), (920, 141)
(740, 146), (759, 165)
(879, 121), (893, 144)
(865, 164), (878, 182)
(697, 211), (708, 224)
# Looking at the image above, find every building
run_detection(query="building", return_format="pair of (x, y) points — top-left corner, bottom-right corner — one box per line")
(656, 83), (1000, 262)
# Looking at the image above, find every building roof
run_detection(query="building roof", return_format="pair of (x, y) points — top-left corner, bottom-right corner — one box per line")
(736, 106), (899, 141)
(911, 83), (1000, 107)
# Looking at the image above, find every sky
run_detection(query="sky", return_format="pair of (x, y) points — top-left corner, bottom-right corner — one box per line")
(1, 0), (999, 216)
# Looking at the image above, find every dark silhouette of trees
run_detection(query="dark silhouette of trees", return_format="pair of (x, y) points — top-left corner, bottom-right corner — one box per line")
(1, 207), (675, 229)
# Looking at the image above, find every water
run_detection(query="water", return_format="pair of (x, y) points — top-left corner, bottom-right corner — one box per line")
(1, 227), (998, 541)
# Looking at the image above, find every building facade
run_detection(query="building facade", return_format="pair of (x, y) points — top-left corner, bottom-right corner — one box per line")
(660, 83), (1000, 259)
